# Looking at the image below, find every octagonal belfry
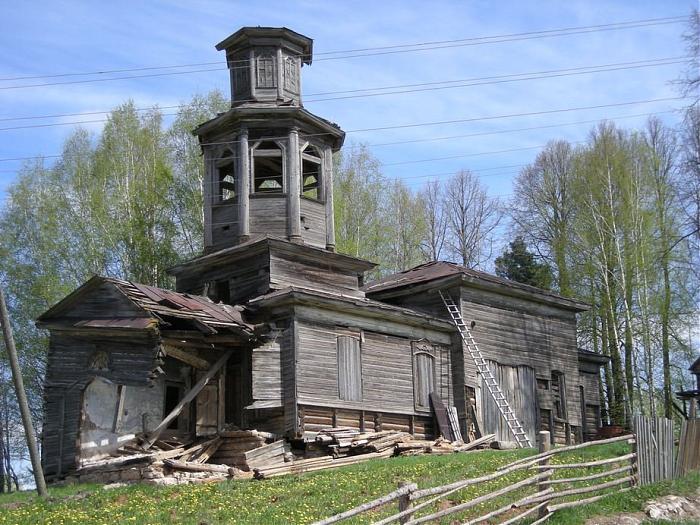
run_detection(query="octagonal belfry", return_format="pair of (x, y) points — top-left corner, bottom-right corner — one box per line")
(195, 27), (345, 253)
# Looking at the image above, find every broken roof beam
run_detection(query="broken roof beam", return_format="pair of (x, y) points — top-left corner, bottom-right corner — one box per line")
(142, 349), (233, 449)
(161, 345), (210, 370)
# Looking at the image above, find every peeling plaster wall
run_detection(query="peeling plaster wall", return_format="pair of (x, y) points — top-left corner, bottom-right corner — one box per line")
(79, 376), (163, 462)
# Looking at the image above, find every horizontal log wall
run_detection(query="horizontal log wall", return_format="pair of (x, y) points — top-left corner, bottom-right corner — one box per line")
(294, 317), (452, 424)
(250, 196), (288, 238)
(299, 405), (434, 440)
(460, 286), (583, 429)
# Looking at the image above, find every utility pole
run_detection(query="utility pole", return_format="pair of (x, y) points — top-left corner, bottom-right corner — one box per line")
(0, 287), (47, 497)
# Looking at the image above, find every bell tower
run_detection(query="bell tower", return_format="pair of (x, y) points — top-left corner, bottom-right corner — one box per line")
(195, 27), (345, 253)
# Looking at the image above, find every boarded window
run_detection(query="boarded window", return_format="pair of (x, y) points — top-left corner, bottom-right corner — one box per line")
(256, 55), (276, 88)
(413, 350), (435, 410)
(337, 336), (362, 401)
(283, 56), (298, 92)
(551, 371), (567, 419)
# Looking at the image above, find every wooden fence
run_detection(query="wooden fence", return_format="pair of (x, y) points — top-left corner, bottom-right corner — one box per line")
(311, 432), (637, 525)
(677, 418), (700, 477)
(633, 415), (676, 485)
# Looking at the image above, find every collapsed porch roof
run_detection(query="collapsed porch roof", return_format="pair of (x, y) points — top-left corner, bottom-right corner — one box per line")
(36, 275), (256, 340)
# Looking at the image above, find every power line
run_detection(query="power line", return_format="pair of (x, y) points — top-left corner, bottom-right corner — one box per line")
(0, 55), (683, 124)
(0, 99), (683, 165)
(0, 16), (685, 89)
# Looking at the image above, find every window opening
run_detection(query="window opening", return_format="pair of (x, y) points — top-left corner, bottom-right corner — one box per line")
(217, 149), (236, 202)
(301, 144), (322, 200)
(164, 383), (184, 430)
(284, 56), (298, 91)
(253, 141), (284, 193)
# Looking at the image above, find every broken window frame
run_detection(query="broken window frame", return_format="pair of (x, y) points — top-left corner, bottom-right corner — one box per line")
(215, 149), (237, 203)
(251, 140), (285, 194)
(283, 55), (298, 92)
(551, 370), (568, 420)
(300, 142), (322, 201)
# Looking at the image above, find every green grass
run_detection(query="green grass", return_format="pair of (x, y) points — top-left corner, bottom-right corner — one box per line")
(0, 444), (696, 525)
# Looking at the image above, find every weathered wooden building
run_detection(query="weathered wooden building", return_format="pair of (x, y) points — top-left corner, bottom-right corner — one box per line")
(38, 26), (605, 480)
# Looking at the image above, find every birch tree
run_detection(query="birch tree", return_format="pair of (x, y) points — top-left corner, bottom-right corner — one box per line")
(444, 170), (501, 268)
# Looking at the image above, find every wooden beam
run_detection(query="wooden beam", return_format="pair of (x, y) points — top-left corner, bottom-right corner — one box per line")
(143, 350), (233, 449)
(162, 345), (210, 370)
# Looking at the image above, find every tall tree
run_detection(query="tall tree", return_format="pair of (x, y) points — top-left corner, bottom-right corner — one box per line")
(420, 179), (448, 261)
(444, 170), (501, 268)
(495, 236), (553, 289)
(511, 140), (576, 296)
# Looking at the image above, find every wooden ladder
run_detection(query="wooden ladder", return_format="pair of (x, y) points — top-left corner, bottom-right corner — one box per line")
(439, 290), (532, 448)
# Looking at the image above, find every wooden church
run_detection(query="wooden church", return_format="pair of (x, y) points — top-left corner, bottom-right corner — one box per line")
(38, 27), (606, 480)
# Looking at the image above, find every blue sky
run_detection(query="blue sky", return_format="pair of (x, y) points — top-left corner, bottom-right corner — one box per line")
(0, 0), (695, 209)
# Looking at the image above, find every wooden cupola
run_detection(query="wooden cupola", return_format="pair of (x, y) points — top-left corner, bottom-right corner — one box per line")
(195, 27), (345, 253)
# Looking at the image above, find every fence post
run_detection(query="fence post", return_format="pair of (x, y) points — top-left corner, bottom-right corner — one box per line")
(398, 481), (414, 524)
(630, 430), (639, 487)
(538, 431), (551, 519)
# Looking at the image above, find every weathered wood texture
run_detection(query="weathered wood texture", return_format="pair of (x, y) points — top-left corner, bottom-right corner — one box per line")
(480, 362), (538, 445)
(299, 405), (434, 440)
(295, 320), (452, 416)
(460, 289), (583, 430)
(42, 331), (160, 478)
(634, 415), (675, 485)
(249, 196), (288, 239)
(677, 418), (700, 477)
(300, 197), (327, 248)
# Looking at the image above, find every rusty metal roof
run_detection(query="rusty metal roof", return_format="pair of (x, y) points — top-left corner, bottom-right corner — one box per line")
(364, 261), (588, 311)
(37, 275), (254, 337)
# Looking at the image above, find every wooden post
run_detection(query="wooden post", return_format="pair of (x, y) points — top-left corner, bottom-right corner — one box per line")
(143, 350), (233, 449)
(398, 481), (414, 524)
(537, 430), (551, 519)
(0, 287), (47, 497)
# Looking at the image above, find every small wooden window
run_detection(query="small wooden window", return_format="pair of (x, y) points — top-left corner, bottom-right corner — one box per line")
(413, 348), (436, 410)
(256, 55), (276, 88)
(337, 336), (362, 401)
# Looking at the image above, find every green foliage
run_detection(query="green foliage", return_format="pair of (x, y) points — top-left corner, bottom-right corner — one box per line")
(0, 443), (696, 525)
(495, 236), (553, 289)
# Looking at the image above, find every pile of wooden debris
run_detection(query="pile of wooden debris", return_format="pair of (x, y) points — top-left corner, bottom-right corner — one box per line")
(70, 428), (498, 486)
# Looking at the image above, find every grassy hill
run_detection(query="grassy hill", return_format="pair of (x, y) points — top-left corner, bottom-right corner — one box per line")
(0, 443), (697, 524)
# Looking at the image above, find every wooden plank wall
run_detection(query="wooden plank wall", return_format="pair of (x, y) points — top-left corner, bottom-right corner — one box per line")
(250, 196), (288, 238)
(480, 362), (537, 445)
(42, 330), (160, 478)
(294, 319), (452, 428)
(269, 251), (362, 297)
(251, 341), (282, 405)
(300, 198), (327, 248)
(677, 418), (700, 477)
(460, 287), (583, 429)
(211, 199), (240, 248)
(634, 415), (676, 485)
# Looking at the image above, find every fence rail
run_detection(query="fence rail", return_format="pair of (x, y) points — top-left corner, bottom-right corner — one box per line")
(312, 432), (637, 525)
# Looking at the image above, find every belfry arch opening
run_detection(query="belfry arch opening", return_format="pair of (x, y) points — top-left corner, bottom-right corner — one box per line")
(301, 143), (322, 200)
(252, 141), (284, 193)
